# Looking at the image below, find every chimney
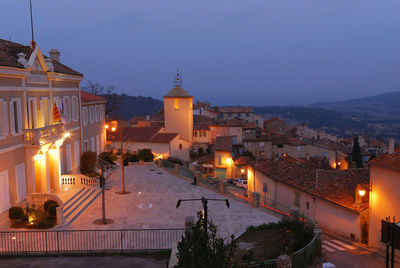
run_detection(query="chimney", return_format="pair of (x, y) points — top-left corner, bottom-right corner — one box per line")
(389, 138), (395, 154)
(45, 58), (54, 72)
(49, 49), (60, 62)
(17, 53), (28, 68)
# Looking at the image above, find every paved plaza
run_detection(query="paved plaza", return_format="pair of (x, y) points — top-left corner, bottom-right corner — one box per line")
(64, 163), (278, 238)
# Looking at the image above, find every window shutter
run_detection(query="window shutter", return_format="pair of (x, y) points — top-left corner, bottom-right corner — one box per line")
(17, 99), (22, 133)
(3, 101), (8, 136)
(9, 101), (15, 134)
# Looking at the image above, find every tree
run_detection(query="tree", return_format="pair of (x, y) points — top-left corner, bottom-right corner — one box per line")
(82, 80), (118, 117)
(352, 136), (363, 168)
(176, 211), (237, 268)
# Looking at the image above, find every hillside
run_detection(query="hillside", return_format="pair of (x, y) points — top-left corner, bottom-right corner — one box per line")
(309, 91), (400, 120)
(107, 94), (163, 120)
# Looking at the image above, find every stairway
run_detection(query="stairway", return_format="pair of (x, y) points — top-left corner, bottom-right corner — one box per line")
(62, 187), (101, 226)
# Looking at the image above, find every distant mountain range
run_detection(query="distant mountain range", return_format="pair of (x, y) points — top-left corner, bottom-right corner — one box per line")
(254, 91), (400, 140)
(106, 91), (400, 140)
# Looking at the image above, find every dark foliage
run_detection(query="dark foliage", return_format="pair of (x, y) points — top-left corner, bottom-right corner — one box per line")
(43, 200), (58, 211)
(80, 151), (99, 177)
(123, 152), (140, 166)
(9, 207), (24, 220)
(138, 149), (154, 162)
(99, 152), (118, 164)
(176, 211), (237, 268)
(352, 137), (363, 168)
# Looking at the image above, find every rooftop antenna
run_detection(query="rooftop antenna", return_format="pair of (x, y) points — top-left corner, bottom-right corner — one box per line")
(174, 68), (182, 88)
(30, 0), (36, 49)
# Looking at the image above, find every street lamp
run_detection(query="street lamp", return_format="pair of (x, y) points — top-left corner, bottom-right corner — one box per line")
(111, 124), (130, 194)
(176, 197), (230, 235)
(358, 189), (366, 197)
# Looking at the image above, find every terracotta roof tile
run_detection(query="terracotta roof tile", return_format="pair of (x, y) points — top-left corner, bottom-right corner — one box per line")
(81, 91), (107, 102)
(0, 39), (82, 76)
(149, 133), (178, 143)
(369, 152), (400, 172)
(215, 136), (233, 152)
(194, 122), (210, 130)
(252, 156), (369, 212)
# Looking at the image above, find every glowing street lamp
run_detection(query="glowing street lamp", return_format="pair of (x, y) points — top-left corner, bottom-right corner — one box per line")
(64, 132), (71, 138)
(105, 124), (109, 129)
(358, 189), (366, 197)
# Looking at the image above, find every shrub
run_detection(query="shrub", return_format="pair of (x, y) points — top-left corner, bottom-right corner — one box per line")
(9, 207), (24, 221)
(99, 152), (117, 164)
(138, 149), (154, 162)
(81, 151), (99, 177)
(43, 200), (58, 211)
(123, 152), (140, 166)
(30, 210), (55, 229)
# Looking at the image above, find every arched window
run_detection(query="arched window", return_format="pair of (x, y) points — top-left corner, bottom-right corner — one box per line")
(174, 99), (179, 110)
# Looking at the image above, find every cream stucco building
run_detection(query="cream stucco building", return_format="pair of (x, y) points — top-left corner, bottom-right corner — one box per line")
(0, 39), (105, 214)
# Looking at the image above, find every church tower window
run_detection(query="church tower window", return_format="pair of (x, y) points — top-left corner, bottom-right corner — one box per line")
(174, 99), (179, 110)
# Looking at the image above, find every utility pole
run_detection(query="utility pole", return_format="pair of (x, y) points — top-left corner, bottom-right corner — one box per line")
(176, 197), (230, 235)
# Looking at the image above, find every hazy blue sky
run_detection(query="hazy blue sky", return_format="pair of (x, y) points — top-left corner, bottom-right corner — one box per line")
(1, 0), (400, 105)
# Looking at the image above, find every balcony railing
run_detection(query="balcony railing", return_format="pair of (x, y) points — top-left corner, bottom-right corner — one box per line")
(24, 123), (65, 146)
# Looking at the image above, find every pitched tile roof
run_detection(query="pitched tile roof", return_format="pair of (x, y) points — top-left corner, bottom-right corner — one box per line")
(81, 91), (107, 102)
(215, 136), (233, 152)
(369, 152), (400, 172)
(243, 122), (257, 129)
(252, 156), (369, 212)
(218, 106), (253, 113)
(0, 39), (82, 76)
(149, 133), (178, 143)
(120, 127), (161, 142)
(164, 86), (192, 98)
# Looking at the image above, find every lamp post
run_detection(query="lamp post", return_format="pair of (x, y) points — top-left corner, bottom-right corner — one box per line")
(111, 124), (130, 194)
(176, 197), (230, 235)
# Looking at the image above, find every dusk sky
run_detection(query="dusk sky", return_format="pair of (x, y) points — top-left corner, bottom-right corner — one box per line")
(2, 0), (400, 106)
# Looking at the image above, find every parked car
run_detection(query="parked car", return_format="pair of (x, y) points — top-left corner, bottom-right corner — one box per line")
(236, 179), (248, 189)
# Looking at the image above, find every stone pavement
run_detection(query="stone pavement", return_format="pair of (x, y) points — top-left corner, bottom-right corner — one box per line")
(64, 163), (278, 238)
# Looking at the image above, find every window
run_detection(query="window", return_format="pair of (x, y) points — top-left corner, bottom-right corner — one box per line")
(9, 98), (22, 135)
(89, 106), (94, 124)
(74, 140), (80, 168)
(277, 144), (283, 148)
(83, 140), (89, 152)
(0, 99), (8, 137)
(95, 106), (99, 122)
(174, 99), (179, 110)
(27, 97), (37, 129)
(218, 156), (222, 165)
(72, 96), (79, 121)
(294, 192), (300, 207)
(238, 112), (241, 117)
(194, 131), (198, 137)
(99, 105), (104, 120)
(64, 97), (71, 123)
(259, 150), (264, 156)
(40, 98), (50, 127)
(179, 144), (182, 150)
(259, 142), (264, 147)
(246, 113), (250, 117)
(83, 107), (88, 126)
(306, 202), (310, 210)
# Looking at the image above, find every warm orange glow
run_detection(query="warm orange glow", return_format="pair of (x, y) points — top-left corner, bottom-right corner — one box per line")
(241, 169), (245, 174)
(48, 145), (57, 155)
(358, 189), (366, 197)
(337, 161), (341, 166)
(332, 162), (337, 169)
(282, 153), (287, 157)
(174, 99), (179, 110)
(111, 127), (116, 132)
(105, 124), (109, 129)
(64, 132), (71, 138)
(226, 157), (232, 165)
(34, 150), (45, 161)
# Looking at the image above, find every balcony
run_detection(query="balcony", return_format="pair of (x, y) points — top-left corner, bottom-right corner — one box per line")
(24, 124), (65, 146)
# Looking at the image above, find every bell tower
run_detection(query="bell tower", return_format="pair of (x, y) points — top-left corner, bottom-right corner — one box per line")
(164, 70), (193, 143)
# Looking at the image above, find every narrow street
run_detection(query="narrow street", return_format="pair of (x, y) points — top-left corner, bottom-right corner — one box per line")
(322, 233), (398, 268)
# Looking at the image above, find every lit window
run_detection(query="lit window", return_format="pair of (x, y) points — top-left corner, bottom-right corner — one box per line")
(174, 99), (179, 110)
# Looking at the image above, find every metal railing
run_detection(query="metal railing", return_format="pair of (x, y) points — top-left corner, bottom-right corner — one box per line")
(0, 228), (184, 256)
